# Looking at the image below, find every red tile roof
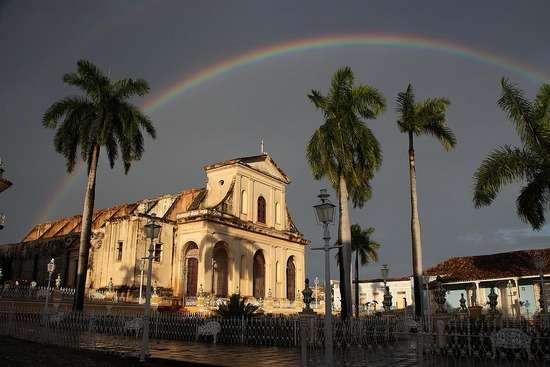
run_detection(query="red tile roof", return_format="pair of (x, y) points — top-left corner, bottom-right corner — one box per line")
(22, 189), (201, 242)
(425, 248), (550, 282)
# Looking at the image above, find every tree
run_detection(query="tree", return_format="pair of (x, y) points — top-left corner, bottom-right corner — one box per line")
(395, 84), (455, 318)
(216, 293), (259, 318)
(351, 224), (380, 317)
(336, 224), (381, 317)
(474, 78), (550, 230)
(43, 60), (156, 310)
(307, 67), (386, 318)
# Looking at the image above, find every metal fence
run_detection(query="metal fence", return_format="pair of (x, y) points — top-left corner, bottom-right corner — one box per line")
(0, 285), (75, 300)
(3, 303), (549, 365)
(0, 306), (409, 351)
(416, 315), (550, 365)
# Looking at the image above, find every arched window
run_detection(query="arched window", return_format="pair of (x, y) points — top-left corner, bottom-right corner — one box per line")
(275, 202), (280, 224)
(257, 196), (266, 224)
(241, 190), (248, 214)
(286, 257), (296, 301)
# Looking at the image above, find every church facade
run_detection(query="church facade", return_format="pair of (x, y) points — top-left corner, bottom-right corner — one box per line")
(0, 154), (308, 305)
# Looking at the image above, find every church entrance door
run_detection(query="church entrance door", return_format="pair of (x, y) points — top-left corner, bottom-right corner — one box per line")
(186, 258), (198, 296)
(253, 251), (265, 299)
(286, 257), (296, 301)
(213, 245), (228, 297)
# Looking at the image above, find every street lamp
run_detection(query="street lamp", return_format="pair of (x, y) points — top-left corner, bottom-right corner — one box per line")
(312, 189), (338, 366)
(381, 264), (392, 312)
(140, 214), (161, 362)
(44, 258), (55, 313)
(533, 254), (547, 314)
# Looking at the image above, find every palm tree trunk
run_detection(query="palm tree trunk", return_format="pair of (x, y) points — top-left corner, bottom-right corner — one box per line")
(73, 143), (100, 311)
(339, 174), (353, 319)
(337, 249), (347, 318)
(408, 132), (424, 318)
(355, 248), (359, 317)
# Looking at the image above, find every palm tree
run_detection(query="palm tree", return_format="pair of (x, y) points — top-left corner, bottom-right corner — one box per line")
(336, 224), (381, 317)
(43, 60), (156, 310)
(351, 224), (380, 317)
(474, 79), (550, 230)
(395, 84), (455, 318)
(307, 67), (386, 319)
(216, 293), (259, 318)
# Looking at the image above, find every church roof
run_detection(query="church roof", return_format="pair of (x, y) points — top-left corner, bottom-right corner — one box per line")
(22, 189), (203, 242)
(204, 154), (290, 184)
(425, 248), (550, 282)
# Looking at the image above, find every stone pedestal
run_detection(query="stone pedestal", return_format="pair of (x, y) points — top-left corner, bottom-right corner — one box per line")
(299, 313), (316, 366)
(264, 298), (273, 311)
(468, 306), (483, 318)
(197, 296), (206, 308)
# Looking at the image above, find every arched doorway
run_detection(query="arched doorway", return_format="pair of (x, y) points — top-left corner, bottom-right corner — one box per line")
(253, 250), (265, 299)
(184, 242), (199, 296)
(286, 257), (296, 301)
(213, 243), (228, 297)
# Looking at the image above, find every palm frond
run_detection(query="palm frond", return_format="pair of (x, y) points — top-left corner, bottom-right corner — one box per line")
(516, 173), (550, 230)
(498, 78), (545, 149)
(473, 145), (538, 207)
(113, 78), (150, 99)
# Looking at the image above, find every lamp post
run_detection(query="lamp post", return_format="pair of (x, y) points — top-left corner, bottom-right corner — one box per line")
(312, 189), (338, 366)
(138, 259), (145, 304)
(44, 258), (55, 314)
(140, 214), (161, 362)
(533, 254), (546, 314)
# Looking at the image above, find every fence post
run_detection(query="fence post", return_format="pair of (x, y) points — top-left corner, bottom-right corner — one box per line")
(294, 318), (297, 347)
(299, 314), (315, 366)
(241, 316), (245, 344)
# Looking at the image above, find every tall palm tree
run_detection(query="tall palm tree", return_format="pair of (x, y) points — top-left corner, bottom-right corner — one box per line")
(307, 67), (385, 319)
(474, 79), (550, 230)
(395, 84), (455, 318)
(43, 60), (156, 310)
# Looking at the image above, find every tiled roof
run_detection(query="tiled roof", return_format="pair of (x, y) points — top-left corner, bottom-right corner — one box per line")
(425, 248), (550, 282)
(22, 189), (202, 242)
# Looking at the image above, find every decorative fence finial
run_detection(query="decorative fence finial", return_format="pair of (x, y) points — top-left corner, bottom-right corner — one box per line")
(383, 286), (393, 312)
(488, 286), (499, 315)
(302, 278), (313, 313)
(433, 276), (447, 313)
(459, 293), (467, 312)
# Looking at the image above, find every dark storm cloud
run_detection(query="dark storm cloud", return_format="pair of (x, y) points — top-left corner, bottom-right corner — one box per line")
(1, 0), (549, 281)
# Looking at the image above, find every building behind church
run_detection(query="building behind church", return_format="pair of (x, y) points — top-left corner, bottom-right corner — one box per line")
(0, 154), (308, 307)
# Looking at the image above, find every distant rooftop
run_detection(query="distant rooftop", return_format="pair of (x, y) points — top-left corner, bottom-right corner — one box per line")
(425, 248), (550, 282)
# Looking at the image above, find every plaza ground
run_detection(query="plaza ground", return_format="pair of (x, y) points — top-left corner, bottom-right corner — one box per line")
(0, 336), (207, 367)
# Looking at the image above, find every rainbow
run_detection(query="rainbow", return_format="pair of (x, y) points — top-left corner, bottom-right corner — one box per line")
(38, 33), (549, 223)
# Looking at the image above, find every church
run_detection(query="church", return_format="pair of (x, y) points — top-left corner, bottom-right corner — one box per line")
(0, 154), (308, 305)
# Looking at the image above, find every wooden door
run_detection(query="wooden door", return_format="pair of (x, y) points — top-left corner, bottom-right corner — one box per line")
(186, 258), (198, 296)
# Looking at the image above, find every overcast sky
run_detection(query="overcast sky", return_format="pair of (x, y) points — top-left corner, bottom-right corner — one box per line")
(1, 1), (549, 281)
